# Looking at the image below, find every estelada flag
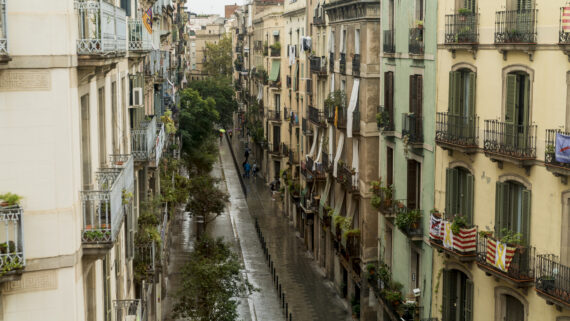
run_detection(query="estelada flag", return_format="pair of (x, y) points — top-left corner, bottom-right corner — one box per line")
(143, 7), (153, 34)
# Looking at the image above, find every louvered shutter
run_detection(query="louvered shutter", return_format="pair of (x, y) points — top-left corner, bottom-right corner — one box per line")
(467, 72), (476, 141)
(505, 74), (517, 148)
(445, 167), (458, 219)
(521, 75), (531, 151)
(495, 181), (507, 237)
(442, 269), (451, 321)
(465, 173), (474, 225)
(521, 189), (531, 245)
(407, 160), (417, 209)
(464, 278), (474, 321)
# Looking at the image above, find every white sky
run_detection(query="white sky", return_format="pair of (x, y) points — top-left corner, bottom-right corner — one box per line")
(186, 0), (245, 17)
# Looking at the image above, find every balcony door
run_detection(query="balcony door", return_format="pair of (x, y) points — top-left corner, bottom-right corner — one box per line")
(445, 167), (474, 224)
(449, 70), (476, 140)
(504, 294), (524, 321)
(495, 180), (531, 243)
(407, 159), (421, 210)
(505, 72), (530, 151)
(442, 269), (473, 321)
(455, 0), (476, 13)
(384, 71), (394, 128)
(273, 125), (281, 151)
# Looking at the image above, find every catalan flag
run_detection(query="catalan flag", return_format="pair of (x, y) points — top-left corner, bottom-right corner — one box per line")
(143, 7), (153, 34)
(563, 7), (570, 33)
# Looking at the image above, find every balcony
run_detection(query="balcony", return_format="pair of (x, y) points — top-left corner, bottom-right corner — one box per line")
(476, 236), (535, 286)
(373, 186), (397, 219)
(282, 143), (290, 160)
(402, 113), (423, 147)
(82, 155), (134, 257)
(545, 129), (570, 179)
(339, 53), (346, 74)
(128, 19), (151, 52)
(394, 202), (423, 241)
(428, 213), (478, 262)
(144, 50), (170, 81)
(313, 14), (325, 25)
(269, 80), (281, 89)
(309, 106), (326, 127)
(132, 116), (158, 162)
(300, 193), (319, 213)
(289, 147), (299, 164)
(341, 233), (360, 259)
(310, 56), (327, 76)
(352, 110), (360, 135)
(483, 120), (537, 168)
(270, 47), (280, 57)
(149, 122), (166, 168)
(435, 112), (479, 154)
(302, 117), (312, 136)
(329, 52), (334, 72)
(135, 241), (157, 281)
(323, 153), (333, 173)
(494, 9), (537, 59)
(0, 205), (25, 281)
(383, 30), (395, 54)
(113, 299), (142, 321)
(307, 156), (326, 181)
(352, 54), (360, 76)
(0, 0), (8, 62)
(75, 0), (127, 59)
(409, 27), (424, 56)
(444, 13), (479, 57)
(339, 164), (358, 193)
(535, 254), (570, 310)
(268, 141), (283, 156)
(267, 109), (281, 122)
(377, 105), (395, 135)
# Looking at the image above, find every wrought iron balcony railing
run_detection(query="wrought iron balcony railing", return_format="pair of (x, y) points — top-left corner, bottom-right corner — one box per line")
(270, 47), (280, 57)
(374, 186), (396, 217)
(483, 120), (537, 160)
(436, 112), (479, 149)
(402, 113), (423, 145)
(383, 30), (395, 54)
(495, 9), (537, 44)
(329, 52), (334, 72)
(0, 205), (25, 275)
(144, 50), (170, 80)
(377, 105), (395, 132)
(323, 153), (333, 173)
(339, 164), (358, 192)
(82, 155), (134, 246)
(409, 27), (424, 55)
(535, 254), (570, 308)
(0, 0), (7, 56)
(282, 143), (290, 159)
(268, 141), (282, 155)
(352, 54), (360, 76)
(313, 15), (325, 25)
(309, 106), (326, 126)
(339, 53), (346, 74)
(128, 19), (151, 52)
(149, 122), (166, 167)
(267, 109), (281, 122)
(75, 0), (127, 55)
(310, 56), (327, 75)
(341, 233), (360, 258)
(545, 129), (570, 174)
(113, 299), (142, 321)
(476, 235), (535, 285)
(394, 202), (423, 240)
(445, 13), (479, 44)
(132, 116), (158, 162)
(135, 241), (157, 281)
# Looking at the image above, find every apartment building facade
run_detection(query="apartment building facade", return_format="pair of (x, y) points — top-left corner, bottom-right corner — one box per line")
(0, 0), (185, 320)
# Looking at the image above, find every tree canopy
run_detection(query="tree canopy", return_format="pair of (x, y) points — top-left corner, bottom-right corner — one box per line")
(185, 174), (229, 230)
(203, 34), (233, 77)
(189, 77), (237, 129)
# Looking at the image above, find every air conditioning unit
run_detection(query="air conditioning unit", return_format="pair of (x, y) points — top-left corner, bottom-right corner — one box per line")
(132, 88), (143, 107)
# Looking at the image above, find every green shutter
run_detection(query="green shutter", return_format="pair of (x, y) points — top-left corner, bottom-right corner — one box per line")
(520, 75), (531, 150)
(521, 189), (531, 245)
(495, 181), (506, 237)
(445, 168), (458, 219)
(410, 75), (417, 113)
(465, 173), (474, 225)
(448, 71), (460, 115)
(505, 74), (517, 148)
(464, 278), (474, 321)
(467, 72), (476, 140)
(442, 270), (451, 321)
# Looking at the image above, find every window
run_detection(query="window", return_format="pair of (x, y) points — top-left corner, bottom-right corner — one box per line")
(384, 71), (394, 126)
(275, 94), (281, 110)
(355, 29), (360, 55)
(98, 87), (107, 166)
(386, 147), (394, 187)
(81, 95), (92, 189)
(341, 79), (346, 92)
(442, 269), (473, 321)
(415, 0), (424, 21)
(456, 0), (476, 13)
(122, 77), (128, 153)
(449, 70), (476, 119)
(388, 0), (395, 30)
(341, 28), (347, 54)
(505, 72), (530, 148)
(507, 0), (534, 11)
(445, 167), (474, 224)
(407, 159), (421, 209)
(411, 250), (420, 289)
(410, 74), (423, 116)
(111, 81), (118, 154)
(495, 181), (531, 242)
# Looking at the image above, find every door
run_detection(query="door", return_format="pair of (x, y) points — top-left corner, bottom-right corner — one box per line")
(449, 70), (476, 141)
(505, 295), (524, 321)
(273, 125), (281, 152)
(384, 72), (394, 128)
(407, 160), (421, 209)
(505, 73), (530, 152)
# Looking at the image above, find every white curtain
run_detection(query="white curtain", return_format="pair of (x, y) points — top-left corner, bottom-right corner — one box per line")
(346, 79), (360, 137)
(308, 127), (318, 158)
(355, 29), (360, 55)
(289, 45), (296, 66)
(328, 125), (333, 158)
(333, 133), (345, 177)
(315, 131), (324, 168)
(352, 139), (359, 188)
(330, 73), (335, 93)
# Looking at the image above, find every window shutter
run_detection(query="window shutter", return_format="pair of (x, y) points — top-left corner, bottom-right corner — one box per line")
(410, 75), (417, 114)
(521, 189), (531, 245)
(465, 173), (474, 225)
(407, 160), (417, 209)
(464, 278), (474, 321)
(468, 72), (476, 118)
(388, 72), (394, 122)
(521, 75), (531, 149)
(495, 181), (506, 237)
(417, 75), (423, 117)
(448, 71), (460, 115)
(445, 167), (458, 219)
(505, 74), (517, 148)
(442, 269), (451, 321)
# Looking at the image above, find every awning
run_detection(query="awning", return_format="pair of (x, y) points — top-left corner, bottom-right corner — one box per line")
(347, 78), (360, 138)
(273, 30), (280, 36)
(269, 60), (280, 82)
(333, 133), (345, 177)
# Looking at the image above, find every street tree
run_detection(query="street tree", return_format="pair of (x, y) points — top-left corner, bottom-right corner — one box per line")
(203, 33), (233, 77)
(173, 237), (254, 321)
(186, 174), (229, 233)
(189, 77), (237, 129)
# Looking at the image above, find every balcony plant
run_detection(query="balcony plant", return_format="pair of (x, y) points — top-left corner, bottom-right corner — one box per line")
(451, 214), (468, 235)
(270, 42), (281, 51)
(0, 258), (23, 277)
(415, 20), (424, 30)
(458, 8), (472, 16)
(122, 189), (134, 205)
(479, 230), (493, 238)
(350, 296), (360, 319)
(397, 302), (417, 320)
(395, 208), (421, 231)
(500, 228), (523, 247)
(0, 193), (23, 207)
(0, 241), (15, 254)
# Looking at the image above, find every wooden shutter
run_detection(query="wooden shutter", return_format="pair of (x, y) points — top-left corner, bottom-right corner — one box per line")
(464, 278), (474, 321)
(521, 75), (531, 150)
(465, 173), (474, 225)
(521, 189), (531, 244)
(410, 75), (417, 114)
(407, 160), (417, 209)
(448, 71), (461, 115)
(505, 74), (517, 147)
(442, 269), (451, 321)
(385, 72), (394, 123)
(445, 167), (458, 219)
(495, 181), (508, 238)
(467, 72), (477, 140)
(387, 147), (394, 187)
(417, 75), (423, 116)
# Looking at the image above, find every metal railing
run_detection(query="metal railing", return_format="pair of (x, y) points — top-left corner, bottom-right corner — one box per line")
(535, 254), (570, 306)
(395, 203), (423, 238)
(339, 53), (346, 74)
(132, 116), (158, 161)
(383, 30), (395, 54)
(483, 120), (537, 159)
(329, 52), (334, 72)
(282, 143), (290, 159)
(352, 110), (360, 133)
(310, 56), (327, 74)
(402, 113), (423, 144)
(114, 299), (142, 321)
(445, 13), (479, 44)
(340, 164), (358, 191)
(268, 141), (282, 155)
(352, 54), (360, 76)
(128, 18), (151, 51)
(135, 241), (156, 278)
(150, 122), (166, 167)
(0, 0), (6, 55)
(376, 186), (395, 215)
(267, 109), (281, 122)
(309, 106), (325, 126)
(82, 155), (134, 244)
(75, 0), (127, 55)
(495, 9), (537, 44)
(476, 236), (535, 281)
(409, 27), (424, 55)
(545, 129), (570, 169)
(436, 112), (479, 147)
(270, 47), (280, 57)
(377, 105), (394, 132)
(0, 205), (25, 273)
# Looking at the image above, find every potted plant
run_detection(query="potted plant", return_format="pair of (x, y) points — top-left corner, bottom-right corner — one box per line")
(415, 20), (424, 30)
(500, 228), (524, 248)
(430, 208), (442, 218)
(479, 230), (493, 238)
(451, 214), (468, 235)
(398, 302), (417, 320)
(0, 193), (23, 207)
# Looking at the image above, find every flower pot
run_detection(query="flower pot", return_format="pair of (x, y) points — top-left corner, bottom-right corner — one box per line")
(0, 202), (9, 207)
(115, 161), (124, 166)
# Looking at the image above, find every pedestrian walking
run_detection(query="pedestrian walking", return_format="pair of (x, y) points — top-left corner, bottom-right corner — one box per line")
(244, 148), (250, 161)
(229, 129), (233, 139)
(252, 161), (258, 180)
(244, 162), (251, 178)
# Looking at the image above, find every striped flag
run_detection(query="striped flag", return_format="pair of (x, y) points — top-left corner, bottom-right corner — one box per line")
(429, 214), (442, 240)
(143, 7), (153, 34)
(486, 238), (515, 272)
(563, 7), (570, 33)
(452, 226), (477, 253)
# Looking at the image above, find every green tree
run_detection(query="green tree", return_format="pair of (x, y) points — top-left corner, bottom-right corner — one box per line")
(189, 77), (238, 129)
(186, 174), (229, 231)
(179, 88), (219, 173)
(203, 33), (233, 77)
(173, 237), (254, 321)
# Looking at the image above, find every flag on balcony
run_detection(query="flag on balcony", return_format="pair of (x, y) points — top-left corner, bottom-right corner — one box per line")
(555, 132), (570, 163)
(563, 7), (570, 32)
(143, 8), (153, 34)
(429, 214), (442, 240)
(442, 221), (454, 249)
(452, 226), (477, 253)
(486, 238), (515, 272)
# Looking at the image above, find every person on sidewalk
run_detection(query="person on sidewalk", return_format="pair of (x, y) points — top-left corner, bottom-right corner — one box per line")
(252, 161), (258, 180)
(244, 148), (249, 161)
(244, 162), (251, 178)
